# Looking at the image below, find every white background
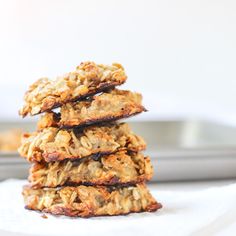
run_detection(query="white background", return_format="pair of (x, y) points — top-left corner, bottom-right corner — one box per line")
(0, 0), (235, 123)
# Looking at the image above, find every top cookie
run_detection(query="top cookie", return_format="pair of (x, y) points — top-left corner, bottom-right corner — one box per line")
(19, 62), (127, 117)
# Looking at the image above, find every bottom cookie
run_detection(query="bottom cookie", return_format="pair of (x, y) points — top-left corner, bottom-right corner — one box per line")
(22, 183), (162, 217)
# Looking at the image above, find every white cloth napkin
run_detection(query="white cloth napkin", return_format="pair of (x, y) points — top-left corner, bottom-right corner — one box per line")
(0, 179), (235, 236)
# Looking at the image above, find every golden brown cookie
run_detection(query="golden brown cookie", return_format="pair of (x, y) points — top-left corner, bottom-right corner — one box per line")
(28, 151), (153, 188)
(19, 62), (127, 117)
(22, 183), (162, 217)
(37, 89), (146, 130)
(18, 123), (146, 162)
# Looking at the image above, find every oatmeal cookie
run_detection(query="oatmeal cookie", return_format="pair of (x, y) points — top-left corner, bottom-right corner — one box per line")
(29, 151), (153, 188)
(37, 89), (146, 129)
(0, 129), (22, 151)
(22, 183), (161, 217)
(19, 62), (127, 117)
(18, 123), (146, 162)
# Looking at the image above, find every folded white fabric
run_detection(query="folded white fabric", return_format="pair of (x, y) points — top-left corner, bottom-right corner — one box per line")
(0, 179), (235, 236)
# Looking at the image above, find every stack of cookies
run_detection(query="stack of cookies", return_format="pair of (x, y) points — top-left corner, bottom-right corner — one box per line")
(18, 62), (162, 217)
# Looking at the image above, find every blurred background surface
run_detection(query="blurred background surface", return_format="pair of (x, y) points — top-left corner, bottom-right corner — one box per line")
(0, 0), (236, 124)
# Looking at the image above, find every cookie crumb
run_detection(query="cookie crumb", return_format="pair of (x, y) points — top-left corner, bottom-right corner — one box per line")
(41, 214), (48, 219)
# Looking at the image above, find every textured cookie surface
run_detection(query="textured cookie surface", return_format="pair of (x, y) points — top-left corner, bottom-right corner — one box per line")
(19, 123), (146, 162)
(19, 62), (127, 117)
(22, 183), (162, 217)
(28, 151), (153, 188)
(37, 89), (146, 130)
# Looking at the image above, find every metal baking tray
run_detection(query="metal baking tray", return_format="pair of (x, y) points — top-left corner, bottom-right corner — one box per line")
(0, 120), (236, 181)
(0, 121), (34, 180)
(130, 120), (236, 181)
